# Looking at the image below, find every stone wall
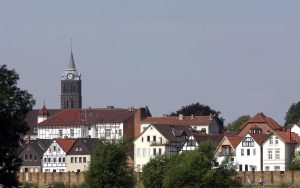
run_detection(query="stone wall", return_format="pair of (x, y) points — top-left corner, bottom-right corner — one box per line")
(18, 171), (300, 186)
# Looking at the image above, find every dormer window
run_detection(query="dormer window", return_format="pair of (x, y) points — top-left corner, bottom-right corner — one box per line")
(242, 137), (254, 147)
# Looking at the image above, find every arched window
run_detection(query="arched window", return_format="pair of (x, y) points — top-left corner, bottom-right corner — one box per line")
(242, 137), (254, 147)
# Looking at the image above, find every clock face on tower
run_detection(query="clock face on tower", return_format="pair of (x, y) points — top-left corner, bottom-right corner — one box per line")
(67, 73), (74, 79)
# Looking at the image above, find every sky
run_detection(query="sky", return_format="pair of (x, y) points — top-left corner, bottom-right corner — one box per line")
(1, 0), (300, 125)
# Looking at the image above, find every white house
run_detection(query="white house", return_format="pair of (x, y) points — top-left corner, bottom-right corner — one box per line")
(181, 133), (224, 152)
(214, 135), (242, 168)
(134, 124), (192, 172)
(291, 124), (300, 136)
(262, 130), (300, 171)
(236, 133), (269, 172)
(42, 139), (76, 172)
(141, 115), (223, 135)
(37, 108), (147, 140)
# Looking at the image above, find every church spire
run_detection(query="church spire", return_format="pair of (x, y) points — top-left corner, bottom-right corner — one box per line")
(67, 50), (76, 71)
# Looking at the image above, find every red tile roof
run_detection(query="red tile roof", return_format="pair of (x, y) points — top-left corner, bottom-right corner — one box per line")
(142, 116), (213, 126)
(238, 113), (282, 137)
(273, 130), (300, 144)
(38, 108), (135, 126)
(249, 133), (270, 146)
(56, 139), (76, 153)
(226, 135), (243, 149)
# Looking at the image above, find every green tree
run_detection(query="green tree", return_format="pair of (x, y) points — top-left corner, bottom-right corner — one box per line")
(142, 155), (169, 188)
(0, 65), (35, 186)
(169, 102), (220, 117)
(226, 115), (250, 132)
(85, 139), (135, 188)
(285, 101), (300, 127)
(163, 141), (242, 188)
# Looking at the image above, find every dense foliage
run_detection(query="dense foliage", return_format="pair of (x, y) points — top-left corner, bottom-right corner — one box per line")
(85, 139), (135, 188)
(285, 101), (300, 127)
(226, 115), (250, 131)
(0, 65), (35, 186)
(169, 102), (220, 117)
(142, 141), (242, 188)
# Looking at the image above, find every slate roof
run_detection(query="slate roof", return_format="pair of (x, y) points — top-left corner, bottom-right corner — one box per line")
(192, 133), (224, 147)
(143, 116), (214, 126)
(68, 138), (101, 155)
(153, 124), (193, 142)
(38, 108), (136, 126)
(19, 139), (52, 156)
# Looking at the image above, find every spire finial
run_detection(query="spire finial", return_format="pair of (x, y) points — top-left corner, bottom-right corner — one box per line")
(70, 38), (73, 51)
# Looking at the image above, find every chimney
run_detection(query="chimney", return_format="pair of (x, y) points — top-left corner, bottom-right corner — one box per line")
(209, 113), (212, 120)
(288, 128), (292, 141)
(191, 114), (194, 119)
(179, 114), (184, 120)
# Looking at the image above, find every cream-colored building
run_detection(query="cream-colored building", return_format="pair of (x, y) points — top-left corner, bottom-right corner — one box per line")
(66, 138), (100, 172)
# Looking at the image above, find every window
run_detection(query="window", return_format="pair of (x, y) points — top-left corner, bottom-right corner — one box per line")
(159, 148), (162, 155)
(269, 137), (273, 145)
(53, 146), (56, 151)
(253, 149), (256, 156)
(268, 150), (272, 160)
(137, 149), (140, 157)
(143, 149), (147, 157)
(71, 157), (74, 163)
(242, 137), (254, 147)
(275, 137), (279, 145)
(53, 158), (56, 162)
(25, 155), (28, 161)
(119, 129), (122, 137)
(59, 158), (61, 162)
(44, 158), (47, 162)
(275, 150), (280, 160)
(75, 157), (78, 163)
(48, 158), (51, 162)
(247, 149), (250, 156)
(70, 129), (74, 137)
(105, 129), (111, 138)
(141, 137), (144, 142)
(63, 158), (65, 162)
(239, 165), (242, 171)
(34, 127), (38, 133)
(245, 165), (248, 171)
(275, 166), (280, 171)
(153, 136), (156, 142)
(241, 149), (244, 156)
(265, 166), (270, 171)
(29, 155), (32, 161)
(59, 130), (63, 137)
(79, 157), (82, 163)
(147, 136), (150, 142)
(153, 148), (156, 156)
(188, 140), (196, 146)
(83, 157), (86, 163)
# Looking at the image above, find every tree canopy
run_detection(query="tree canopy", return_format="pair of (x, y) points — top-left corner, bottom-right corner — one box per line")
(142, 141), (242, 188)
(0, 65), (35, 186)
(285, 101), (300, 127)
(85, 139), (135, 188)
(226, 115), (250, 132)
(169, 102), (220, 117)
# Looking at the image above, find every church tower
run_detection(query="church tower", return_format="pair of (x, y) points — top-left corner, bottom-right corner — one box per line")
(61, 50), (82, 109)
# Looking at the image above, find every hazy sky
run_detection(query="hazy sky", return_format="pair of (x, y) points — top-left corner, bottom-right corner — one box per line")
(1, 1), (300, 125)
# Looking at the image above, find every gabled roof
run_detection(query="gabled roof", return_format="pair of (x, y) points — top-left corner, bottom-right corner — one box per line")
(152, 124), (193, 142)
(25, 109), (62, 135)
(55, 139), (77, 153)
(226, 135), (243, 149)
(142, 116), (214, 126)
(192, 133), (224, 146)
(38, 108), (136, 126)
(248, 133), (270, 146)
(67, 138), (101, 155)
(19, 139), (52, 156)
(239, 113), (282, 131)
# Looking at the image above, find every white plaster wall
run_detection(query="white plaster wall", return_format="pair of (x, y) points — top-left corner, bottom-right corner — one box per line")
(42, 141), (67, 172)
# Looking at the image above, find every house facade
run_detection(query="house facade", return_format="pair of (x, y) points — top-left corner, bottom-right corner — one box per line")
(66, 138), (100, 172)
(134, 124), (191, 172)
(42, 139), (76, 172)
(236, 133), (269, 172)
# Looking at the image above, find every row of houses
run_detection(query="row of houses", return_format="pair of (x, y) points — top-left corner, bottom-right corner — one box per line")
(19, 138), (100, 173)
(22, 104), (300, 173)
